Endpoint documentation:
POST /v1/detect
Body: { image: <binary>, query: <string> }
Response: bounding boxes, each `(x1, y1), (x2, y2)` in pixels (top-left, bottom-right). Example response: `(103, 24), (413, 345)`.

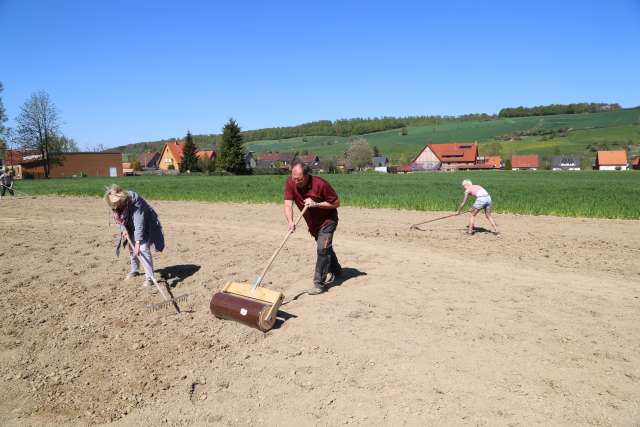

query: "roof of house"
(164, 141), (184, 163)
(122, 162), (131, 168)
(511, 154), (539, 168)
(196, 150), (215, 160)
(372, 156), (388, 165)
(258, 153), (279, 162)
(418, 142), (478, 163)
(483, 155), (502, 168)
(298, 154), (319, 163)
(596, 150), (627, 165)
(162, 142), (215, 164)
(551, 155), (581, 168)
(632, 156), (640, 167)
(259, 152), (294, 162)
(397, 164), (413, 173)
(138, 151), (160, 166)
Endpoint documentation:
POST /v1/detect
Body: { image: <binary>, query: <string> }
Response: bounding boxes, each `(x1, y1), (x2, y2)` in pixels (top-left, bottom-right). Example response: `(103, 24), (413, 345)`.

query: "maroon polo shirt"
(283, 175), (339, 237)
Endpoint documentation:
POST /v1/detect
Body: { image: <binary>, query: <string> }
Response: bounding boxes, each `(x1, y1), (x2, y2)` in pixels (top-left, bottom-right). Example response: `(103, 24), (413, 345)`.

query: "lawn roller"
(210, 205), (309, 332)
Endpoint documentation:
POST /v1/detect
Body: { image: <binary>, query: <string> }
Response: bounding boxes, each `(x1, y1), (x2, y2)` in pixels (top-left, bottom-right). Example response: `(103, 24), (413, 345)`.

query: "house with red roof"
(413, 142), (478, 171)
(297, 154), (320, 168)
(256, 152), (296, 169)
(511, 154), (539, 170)
(595, 150), (628, 171)
(158, 141), (216, 171)
(412, 142), (498, 171)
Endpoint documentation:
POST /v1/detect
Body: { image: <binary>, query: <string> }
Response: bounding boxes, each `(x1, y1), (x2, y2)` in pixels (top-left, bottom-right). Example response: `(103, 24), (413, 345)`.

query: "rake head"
(146, 294), (190, 313)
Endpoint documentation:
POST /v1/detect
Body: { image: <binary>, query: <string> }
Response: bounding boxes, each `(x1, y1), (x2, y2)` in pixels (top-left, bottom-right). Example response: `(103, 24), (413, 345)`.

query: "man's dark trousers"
(313, 220), (341, 287)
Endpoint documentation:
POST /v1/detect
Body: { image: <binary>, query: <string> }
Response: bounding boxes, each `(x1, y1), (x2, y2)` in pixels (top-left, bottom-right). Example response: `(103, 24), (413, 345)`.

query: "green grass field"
(13, 171), (640, 220)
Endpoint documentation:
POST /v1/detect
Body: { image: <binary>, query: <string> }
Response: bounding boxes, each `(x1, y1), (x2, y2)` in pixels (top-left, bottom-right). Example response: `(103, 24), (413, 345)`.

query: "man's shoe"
(142, 277), (153, 288)
(324, 268), (342, 285)
(125, 271), (141, 281)
(307, 285), (325, 295)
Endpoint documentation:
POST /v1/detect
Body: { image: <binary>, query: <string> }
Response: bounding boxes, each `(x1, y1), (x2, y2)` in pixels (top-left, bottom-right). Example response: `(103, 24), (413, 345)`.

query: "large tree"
(345, 136), (374, 171)
(180, 131), (199, 172)
(51, 135), (80, 152)
(218, 118), (247, 174)
(14, 91), (61, 178)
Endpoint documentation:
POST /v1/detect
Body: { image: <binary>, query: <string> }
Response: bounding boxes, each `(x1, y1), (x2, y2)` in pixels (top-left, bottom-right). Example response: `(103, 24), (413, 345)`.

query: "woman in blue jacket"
(105, 184), (164, 287)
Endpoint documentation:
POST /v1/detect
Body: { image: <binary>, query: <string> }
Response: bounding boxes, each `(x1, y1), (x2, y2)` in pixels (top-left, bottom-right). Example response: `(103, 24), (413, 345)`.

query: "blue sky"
(1, 0), (639, 150)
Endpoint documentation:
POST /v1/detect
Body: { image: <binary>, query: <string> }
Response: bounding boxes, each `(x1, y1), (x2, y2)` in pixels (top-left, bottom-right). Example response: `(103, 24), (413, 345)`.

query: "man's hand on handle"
(133, 241), (141, 257)
(304, 198), (318, 208)
(288, 221), (296, 233)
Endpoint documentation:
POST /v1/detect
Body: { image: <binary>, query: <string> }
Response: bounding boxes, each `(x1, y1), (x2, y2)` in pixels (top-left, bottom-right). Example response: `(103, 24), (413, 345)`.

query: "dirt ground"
(0, 196), (639, 426)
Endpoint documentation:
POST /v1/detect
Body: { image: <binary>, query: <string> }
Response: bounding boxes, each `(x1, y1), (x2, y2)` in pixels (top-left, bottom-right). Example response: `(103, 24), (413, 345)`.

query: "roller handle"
(251, 204), (309, 292)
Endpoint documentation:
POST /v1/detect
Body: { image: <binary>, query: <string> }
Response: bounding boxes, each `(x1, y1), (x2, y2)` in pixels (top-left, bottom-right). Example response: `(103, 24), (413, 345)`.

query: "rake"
(409, 210), (469, 230)
(121, 234), (188, 314)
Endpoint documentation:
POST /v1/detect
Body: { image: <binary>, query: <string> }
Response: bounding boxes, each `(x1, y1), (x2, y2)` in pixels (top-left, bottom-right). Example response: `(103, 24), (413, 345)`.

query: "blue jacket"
(122, 191), (165, 252)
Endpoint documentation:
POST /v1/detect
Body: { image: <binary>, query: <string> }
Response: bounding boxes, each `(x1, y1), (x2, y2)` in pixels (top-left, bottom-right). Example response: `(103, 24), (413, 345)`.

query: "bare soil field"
(0, 197), (639, 426)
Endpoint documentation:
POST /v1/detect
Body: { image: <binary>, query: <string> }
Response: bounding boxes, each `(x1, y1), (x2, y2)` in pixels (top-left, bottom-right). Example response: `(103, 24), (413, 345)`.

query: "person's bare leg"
(484, 206), (499, 234)
(467, 209), (479, 234)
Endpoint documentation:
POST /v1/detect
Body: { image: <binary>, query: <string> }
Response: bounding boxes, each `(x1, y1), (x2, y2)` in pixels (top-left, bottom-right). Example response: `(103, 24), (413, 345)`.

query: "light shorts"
(473, 195), (492, 210)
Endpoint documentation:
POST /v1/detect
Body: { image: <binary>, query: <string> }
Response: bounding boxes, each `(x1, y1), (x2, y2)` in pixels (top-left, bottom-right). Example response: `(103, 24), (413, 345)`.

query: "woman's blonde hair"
(104, 184), (129, 209)
(462, 179), (472, 187)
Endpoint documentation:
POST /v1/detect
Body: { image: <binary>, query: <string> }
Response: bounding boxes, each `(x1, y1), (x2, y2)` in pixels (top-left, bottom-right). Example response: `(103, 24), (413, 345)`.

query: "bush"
(131, 161), (143, 171)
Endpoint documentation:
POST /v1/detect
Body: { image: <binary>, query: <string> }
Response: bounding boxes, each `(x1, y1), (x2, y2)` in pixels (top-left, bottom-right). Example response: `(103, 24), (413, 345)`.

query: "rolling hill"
(117, 108), (640, 165)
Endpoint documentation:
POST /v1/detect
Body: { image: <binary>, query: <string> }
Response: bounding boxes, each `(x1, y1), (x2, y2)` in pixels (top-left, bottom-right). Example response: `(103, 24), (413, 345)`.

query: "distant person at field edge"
(104, 184), (165, 287)
(284, 160), (342, 295)
(0, 169), (15, 199)
(457, 179), (499, 235)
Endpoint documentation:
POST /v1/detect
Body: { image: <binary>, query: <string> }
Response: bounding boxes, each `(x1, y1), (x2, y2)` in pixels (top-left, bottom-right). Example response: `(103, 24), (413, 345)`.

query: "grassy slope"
(115, 109), (640, 163)
(15, 171), (640, 219)
(244, 109), (640, 162)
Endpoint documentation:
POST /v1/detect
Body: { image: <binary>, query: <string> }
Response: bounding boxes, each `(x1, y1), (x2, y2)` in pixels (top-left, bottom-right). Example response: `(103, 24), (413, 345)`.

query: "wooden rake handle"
(409, 210), (469, 229)
(251, 204), (309, 291)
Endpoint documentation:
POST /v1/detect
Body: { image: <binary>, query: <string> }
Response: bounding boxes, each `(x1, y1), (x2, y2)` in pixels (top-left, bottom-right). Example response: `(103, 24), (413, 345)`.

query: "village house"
(551, 155), (581, 171)
(371, 156), (389, 168)
(595, 150), (628, 171)
(256, 152), (295, 169)
(412, 142), (500, 171)
(244, 152), (256, 170)
(158, 141), (216, 171)
(412, 142), (475, 171)
(511, 154), (539, 171)
(297, 154), (320, 169)
(122, 162), (134, 176)
(138, 151), (160, 169)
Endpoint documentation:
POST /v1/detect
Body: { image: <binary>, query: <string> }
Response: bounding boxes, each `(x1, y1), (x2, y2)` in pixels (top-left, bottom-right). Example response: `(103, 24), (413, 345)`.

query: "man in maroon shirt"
(284, 160), (342, 294)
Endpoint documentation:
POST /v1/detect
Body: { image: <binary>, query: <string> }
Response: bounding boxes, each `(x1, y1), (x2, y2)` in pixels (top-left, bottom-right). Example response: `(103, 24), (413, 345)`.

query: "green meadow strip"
(13, 171), (640, 220)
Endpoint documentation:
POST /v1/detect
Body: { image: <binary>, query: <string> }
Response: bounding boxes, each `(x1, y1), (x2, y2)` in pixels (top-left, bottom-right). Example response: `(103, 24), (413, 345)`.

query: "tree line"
(498, 103), (621, 118)
(134, 113), (497, 149)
